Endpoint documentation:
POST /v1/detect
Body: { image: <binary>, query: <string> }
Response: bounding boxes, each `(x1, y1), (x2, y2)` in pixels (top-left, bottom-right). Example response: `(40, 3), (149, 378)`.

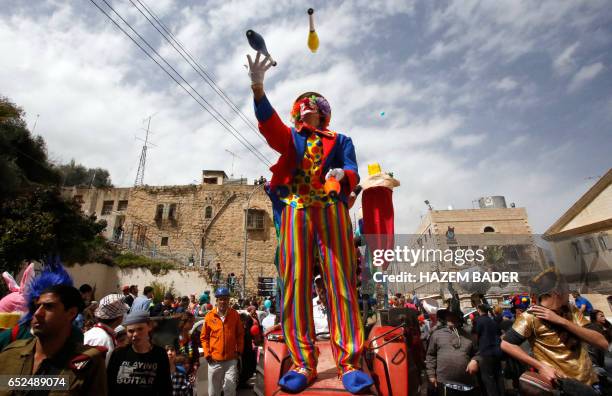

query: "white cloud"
(424, 1), (604, 75)
(553, 42), (579, 75)
(451, 133), (486, 149)
(0, 0), (609, 236)
(568, 62), (605, 92)
(492, 77), (518, 91)
(509, 135), (528, 147)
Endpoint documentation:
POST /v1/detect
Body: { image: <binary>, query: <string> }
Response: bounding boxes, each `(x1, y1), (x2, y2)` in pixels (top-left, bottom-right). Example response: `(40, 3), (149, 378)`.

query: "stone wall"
(63, 181), (278, 296)
(66, 262), (215, 300)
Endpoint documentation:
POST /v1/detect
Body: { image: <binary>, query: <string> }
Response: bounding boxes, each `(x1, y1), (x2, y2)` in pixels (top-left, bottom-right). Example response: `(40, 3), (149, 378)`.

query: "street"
(196, 358), (253, 396)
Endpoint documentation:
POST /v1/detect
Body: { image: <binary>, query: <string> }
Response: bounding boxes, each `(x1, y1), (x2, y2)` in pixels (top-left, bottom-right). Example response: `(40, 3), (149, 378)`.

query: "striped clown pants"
(278, 202), (365, 373)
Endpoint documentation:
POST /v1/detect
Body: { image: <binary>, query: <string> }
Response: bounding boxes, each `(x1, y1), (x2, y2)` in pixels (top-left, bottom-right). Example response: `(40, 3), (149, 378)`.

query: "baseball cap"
(123, 309), (150, 326)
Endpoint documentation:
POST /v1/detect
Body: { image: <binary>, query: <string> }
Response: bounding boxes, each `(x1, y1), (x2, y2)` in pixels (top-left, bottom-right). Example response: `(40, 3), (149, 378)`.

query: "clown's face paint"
(302, 111), (320, 128)
(291, 95), (331, 130)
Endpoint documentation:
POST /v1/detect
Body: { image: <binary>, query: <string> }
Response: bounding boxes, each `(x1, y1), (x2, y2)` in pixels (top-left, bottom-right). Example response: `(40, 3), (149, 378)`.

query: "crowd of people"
(0, 259), (281, 396)
(386, 269), (612, 396)
(1, 261), (612, 396)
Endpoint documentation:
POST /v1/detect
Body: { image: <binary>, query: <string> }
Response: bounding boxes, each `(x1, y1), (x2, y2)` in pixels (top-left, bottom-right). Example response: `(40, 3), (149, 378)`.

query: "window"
(247, 210), (265, 230)
(161, 237), (169, 246)
(168, 203), (177, 220)
(101, 200), (114, 215)
(205, 206), (213, 219)
(582, 238), (596, 254)
(483, 226), (495, 233)
(117, 200), (128, 211)
(155, 204), (164, 220)
(598, 234), (611, 251)
(203, 177), (217, 184)
(571, 241), (583, 258)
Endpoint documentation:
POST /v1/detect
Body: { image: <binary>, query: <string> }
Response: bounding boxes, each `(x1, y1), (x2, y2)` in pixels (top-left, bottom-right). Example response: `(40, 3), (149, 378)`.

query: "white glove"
(325, 168), (344, 181)
(246, 52), (274, 85)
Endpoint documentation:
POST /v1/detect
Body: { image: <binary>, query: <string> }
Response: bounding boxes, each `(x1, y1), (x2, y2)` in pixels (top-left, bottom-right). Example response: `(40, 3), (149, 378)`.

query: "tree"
(0, 96), (109, 275)
(0, 96), (61, 200)
(0, 188), (108, 274)
(58, 160), (113, 188)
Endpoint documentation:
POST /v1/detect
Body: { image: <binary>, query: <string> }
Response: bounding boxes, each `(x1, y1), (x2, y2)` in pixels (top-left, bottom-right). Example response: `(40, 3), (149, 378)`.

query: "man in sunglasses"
(501, 268), (608, 391)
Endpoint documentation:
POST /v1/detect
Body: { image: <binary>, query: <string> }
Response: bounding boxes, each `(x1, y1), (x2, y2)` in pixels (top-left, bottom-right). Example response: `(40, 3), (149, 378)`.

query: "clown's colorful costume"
(254, 93), (373, 393)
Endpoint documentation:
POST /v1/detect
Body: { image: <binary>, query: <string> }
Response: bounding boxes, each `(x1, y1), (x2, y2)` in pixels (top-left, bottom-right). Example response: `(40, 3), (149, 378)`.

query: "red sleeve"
(255, 95), (292, 154)
(343, 169), (359, 194)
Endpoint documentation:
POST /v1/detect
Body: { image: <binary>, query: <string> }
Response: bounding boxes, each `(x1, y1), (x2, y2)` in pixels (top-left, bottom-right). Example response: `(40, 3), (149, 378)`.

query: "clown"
(247, 52), (373, 394)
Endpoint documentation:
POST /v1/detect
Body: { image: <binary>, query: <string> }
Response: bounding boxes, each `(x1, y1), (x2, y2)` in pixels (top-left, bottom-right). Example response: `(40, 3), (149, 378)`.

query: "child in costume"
(0, 263), (35, 329)
(247, 52), (373, 394)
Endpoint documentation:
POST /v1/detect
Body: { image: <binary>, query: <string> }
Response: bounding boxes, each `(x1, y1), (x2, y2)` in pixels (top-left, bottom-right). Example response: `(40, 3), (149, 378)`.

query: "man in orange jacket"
(201, 287), (244, 396)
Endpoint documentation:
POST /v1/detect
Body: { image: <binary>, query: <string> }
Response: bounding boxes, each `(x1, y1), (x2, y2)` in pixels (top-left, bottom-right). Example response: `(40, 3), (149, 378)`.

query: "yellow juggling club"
(307, 8), (319, 53)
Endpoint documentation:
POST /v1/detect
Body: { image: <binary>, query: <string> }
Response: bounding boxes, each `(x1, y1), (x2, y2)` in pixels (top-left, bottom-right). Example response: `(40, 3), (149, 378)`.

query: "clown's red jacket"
(254, 95), (360, 202)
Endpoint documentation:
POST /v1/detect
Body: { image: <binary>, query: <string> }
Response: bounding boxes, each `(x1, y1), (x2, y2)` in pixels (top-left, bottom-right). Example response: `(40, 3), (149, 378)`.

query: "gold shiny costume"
(512, 305), (597, 385)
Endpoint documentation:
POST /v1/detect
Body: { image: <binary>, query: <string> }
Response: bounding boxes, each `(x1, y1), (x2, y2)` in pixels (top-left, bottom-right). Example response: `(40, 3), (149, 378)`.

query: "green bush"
(150, 280), (176, 304)
(113, 253), (175, 275)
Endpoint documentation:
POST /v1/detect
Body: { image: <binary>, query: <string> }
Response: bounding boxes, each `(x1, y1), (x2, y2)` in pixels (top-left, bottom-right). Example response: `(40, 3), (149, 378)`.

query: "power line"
(89, 0), (272, 167)
(130, 0), (268, 146)
(96, 0), (271, 166)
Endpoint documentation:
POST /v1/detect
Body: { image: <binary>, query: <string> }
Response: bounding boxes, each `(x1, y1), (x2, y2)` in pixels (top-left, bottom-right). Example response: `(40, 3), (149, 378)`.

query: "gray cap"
(122, 309), (150, 326)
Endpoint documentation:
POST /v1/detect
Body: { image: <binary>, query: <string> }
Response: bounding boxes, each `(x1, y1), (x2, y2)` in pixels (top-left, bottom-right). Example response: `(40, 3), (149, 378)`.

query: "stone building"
(387, 196), (543, 297)
(62, 170), (276, 295)
(543, 168), (612, 293)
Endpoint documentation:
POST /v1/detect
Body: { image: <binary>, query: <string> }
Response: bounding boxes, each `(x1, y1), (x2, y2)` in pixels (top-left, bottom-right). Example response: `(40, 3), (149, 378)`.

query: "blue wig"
(20, 256), (73, 325)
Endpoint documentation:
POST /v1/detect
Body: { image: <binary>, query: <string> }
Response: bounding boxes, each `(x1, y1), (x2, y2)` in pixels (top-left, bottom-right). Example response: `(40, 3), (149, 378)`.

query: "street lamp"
(242, 182), (265, 299)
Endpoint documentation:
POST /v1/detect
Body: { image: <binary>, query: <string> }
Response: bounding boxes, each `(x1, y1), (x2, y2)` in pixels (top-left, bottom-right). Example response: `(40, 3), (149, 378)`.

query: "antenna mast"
(135, 116), (152, 187)
(225, 149), (240, 178)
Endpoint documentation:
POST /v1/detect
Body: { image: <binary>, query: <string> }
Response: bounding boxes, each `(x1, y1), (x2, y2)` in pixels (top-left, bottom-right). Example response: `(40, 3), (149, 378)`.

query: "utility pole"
(242, 183), (265, 299)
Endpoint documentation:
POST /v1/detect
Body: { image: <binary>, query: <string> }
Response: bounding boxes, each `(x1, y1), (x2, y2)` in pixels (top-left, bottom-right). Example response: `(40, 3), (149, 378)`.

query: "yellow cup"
(368, 163), (382, 176)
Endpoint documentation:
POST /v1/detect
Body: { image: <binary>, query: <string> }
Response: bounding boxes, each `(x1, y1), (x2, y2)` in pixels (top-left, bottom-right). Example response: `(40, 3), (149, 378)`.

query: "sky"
(1, 0), (611, 234)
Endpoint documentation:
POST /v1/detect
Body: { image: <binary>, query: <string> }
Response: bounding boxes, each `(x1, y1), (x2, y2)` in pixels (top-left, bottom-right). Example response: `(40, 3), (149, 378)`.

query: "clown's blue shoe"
(342, 369), (374, 394)
(278, 368), (317, 393)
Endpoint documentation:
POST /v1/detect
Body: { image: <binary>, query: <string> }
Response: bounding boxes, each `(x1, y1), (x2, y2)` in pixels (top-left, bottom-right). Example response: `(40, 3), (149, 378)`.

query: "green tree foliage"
(113, 253), (175, 275)
(0, 188), (107, 274)
(150, 280), (177, 304)
(58, 159), (113, 188)
(0, 97), (61, 198)
(0, 96), (109, 275)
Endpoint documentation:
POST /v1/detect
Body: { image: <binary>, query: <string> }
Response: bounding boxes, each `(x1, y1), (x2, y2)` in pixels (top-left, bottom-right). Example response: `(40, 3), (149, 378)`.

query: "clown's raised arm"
(247, 52), (289, 153)
(247, 51), (359, 198)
